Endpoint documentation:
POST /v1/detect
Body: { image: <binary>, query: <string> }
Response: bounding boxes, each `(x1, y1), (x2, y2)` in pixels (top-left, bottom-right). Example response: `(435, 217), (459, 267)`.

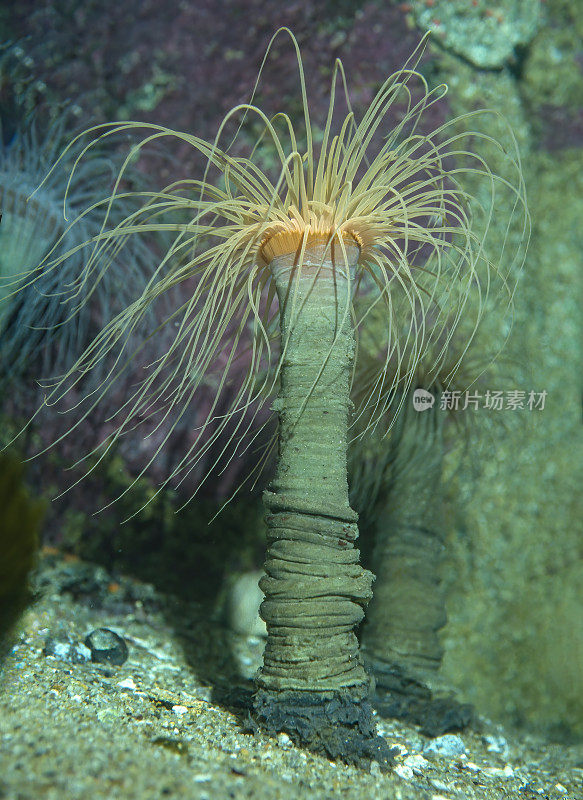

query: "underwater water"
(0, 1), (582, 797)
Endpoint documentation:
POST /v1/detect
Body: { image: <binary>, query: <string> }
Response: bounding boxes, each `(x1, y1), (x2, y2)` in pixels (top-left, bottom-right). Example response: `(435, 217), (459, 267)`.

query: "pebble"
(483, 764), (514, 778)
(395, 764), (414, 781)
(43, 635), (92, 665)
(403, 754), (430, 774)
(224, 571), (266, 637)
(84, 628), (129, 666)
(423, 735), (466, 758)
(369, 760), (382, 777)
(431, 779), (451, 792)
(276, 732), (292, 749)
(484, 733), (508, 755)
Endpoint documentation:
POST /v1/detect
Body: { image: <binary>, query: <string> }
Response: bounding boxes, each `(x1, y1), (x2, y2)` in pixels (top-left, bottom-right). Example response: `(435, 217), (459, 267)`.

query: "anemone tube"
(355, 385), (462, 736)
(360, 386), (446, 678)
(252, 234), (384, 761)
(351, 284), (521, 737)
(358, 383), (476, 737)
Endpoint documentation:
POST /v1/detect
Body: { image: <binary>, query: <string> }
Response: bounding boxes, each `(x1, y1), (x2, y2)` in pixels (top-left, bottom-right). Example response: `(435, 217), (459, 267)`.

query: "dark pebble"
(84, 628), (128, 666)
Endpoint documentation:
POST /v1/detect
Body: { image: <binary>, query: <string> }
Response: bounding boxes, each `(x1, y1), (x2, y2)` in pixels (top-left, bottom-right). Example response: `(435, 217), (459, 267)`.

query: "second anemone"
(0, 107), (154, 386)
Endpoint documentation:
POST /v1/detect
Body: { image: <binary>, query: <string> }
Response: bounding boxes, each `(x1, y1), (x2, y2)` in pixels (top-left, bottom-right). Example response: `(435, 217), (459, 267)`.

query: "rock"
(412, 0), (541, 69)
(43, 634), (92, 665)
(224, 571), (266, 638)
(84, 628), (128, 666)
(484, 733), (508, 755)
(423, 734), (466, 757)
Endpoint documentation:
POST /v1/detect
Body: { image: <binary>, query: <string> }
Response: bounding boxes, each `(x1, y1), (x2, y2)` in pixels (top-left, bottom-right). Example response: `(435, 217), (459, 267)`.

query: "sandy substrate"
(0, 553), (581, 800)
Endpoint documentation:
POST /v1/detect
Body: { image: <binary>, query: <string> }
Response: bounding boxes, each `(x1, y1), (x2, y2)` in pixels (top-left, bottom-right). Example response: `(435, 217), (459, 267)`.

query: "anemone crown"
(17, 29), (528, 509)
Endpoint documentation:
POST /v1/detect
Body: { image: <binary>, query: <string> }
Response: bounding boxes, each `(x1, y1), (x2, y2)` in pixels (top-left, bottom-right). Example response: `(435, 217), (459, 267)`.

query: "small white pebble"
(423, 734), (466, 757)
(225, 571), (267, 637)
(404, 754), (430, 774)
(431, 795), (454, 800)
(484, 734), (508, 755)
(391, 743), (408, 757)
(192, 774), (211, 783)
(277, 732), (292, 749)
(172, 705), (188, 715)
(70, 694), (82, 702)
(483, 764), (514, 778)
(370, 760), (382, 777)
(117, 677), (137, 691)
(555, 784), (567, 794)
(463, 761), (480, 772)
(395, 764), (414, 781)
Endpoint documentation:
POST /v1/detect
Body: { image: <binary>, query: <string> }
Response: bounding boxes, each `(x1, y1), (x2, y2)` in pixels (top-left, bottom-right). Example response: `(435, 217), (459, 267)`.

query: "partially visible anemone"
(349, 250), (524, 520)
(0, 106), (155, 386)
(349, 264), (524, 735)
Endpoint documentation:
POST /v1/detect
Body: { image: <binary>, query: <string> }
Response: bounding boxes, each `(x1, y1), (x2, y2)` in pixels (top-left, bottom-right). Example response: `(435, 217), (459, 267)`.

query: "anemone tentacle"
(15, 30), (527, 509)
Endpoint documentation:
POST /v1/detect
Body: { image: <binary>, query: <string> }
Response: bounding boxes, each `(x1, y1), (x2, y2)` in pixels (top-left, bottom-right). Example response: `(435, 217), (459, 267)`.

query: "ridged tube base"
(258, 504), (372, 692)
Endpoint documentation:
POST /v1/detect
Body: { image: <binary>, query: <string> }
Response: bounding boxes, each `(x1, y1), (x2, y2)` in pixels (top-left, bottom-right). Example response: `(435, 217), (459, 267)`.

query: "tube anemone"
(0, 110), (153, 387)
(15, 30), (528, 766)
(351, 374), (463, 737)
(350, 279), (523, 736)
